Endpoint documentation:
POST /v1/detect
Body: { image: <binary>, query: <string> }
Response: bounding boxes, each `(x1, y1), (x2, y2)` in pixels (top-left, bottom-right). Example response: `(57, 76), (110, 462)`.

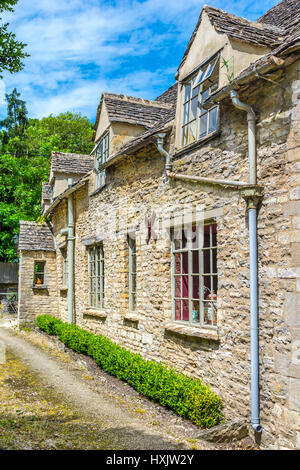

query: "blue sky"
(0, 0), (279, 123)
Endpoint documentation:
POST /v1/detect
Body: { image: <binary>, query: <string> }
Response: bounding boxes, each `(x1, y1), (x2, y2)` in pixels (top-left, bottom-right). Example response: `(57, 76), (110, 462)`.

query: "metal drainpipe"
(60, 178), (75, 324)
(155, 133), (171, 175)
(230, 89), (262, 433)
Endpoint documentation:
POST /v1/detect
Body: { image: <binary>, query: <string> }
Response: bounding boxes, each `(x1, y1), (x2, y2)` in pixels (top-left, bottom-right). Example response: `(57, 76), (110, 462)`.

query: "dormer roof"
(19, 221), (55, 252)
(50, 152), (94, 175)
(178, 1), (298, 72)
(93, 92), (173, 141)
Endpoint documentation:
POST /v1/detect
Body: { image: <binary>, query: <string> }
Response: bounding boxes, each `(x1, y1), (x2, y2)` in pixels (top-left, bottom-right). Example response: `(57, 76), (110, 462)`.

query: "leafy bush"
(36, 314), (224, 428)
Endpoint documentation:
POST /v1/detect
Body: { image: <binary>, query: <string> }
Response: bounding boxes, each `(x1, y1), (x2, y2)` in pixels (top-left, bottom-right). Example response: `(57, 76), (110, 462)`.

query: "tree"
(0, 91), (94, 262)
(0, 87), (28, 149)
(0, 1), (29, 77)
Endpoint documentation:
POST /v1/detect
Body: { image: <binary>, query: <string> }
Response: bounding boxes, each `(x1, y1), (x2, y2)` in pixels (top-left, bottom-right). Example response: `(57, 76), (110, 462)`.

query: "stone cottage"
(18, 0), (300, 449)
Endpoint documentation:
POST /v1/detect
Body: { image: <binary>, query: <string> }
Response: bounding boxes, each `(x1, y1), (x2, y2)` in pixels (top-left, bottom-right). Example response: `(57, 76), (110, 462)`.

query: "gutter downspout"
(155, 133), (171, 176)
(230, 90), (262, 433)
(60, 178), (75, 324)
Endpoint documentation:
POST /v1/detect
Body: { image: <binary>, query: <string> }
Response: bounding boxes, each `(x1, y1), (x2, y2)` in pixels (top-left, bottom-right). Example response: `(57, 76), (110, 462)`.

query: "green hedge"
(36, 314), (224, 428)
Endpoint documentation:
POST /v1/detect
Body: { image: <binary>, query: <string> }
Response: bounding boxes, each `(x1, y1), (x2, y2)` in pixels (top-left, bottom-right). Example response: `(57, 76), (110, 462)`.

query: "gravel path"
(0, 322), (205, 450)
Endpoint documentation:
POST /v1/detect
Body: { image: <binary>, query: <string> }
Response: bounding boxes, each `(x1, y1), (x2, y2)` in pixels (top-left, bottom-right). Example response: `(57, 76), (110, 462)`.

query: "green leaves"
(36, 315), (225, 429)
(0, 1), (29, 78)
(221, 57), (234, 83)
(0, 88), (94, 261)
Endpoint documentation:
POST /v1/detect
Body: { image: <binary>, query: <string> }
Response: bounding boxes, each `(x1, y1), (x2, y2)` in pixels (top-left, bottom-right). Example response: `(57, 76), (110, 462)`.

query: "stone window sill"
(123, 313), (140, 322)
(83, 308), (107, 319)
(173, 130), (220, 160)
(32, 285), (48, 290)
(164, 322), (220, 341)
(89, 183), (106, 197)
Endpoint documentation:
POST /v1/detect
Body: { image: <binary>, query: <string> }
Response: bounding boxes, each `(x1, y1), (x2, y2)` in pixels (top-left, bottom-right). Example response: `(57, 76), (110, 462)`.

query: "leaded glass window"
(128, 236), (136, 312)
(182, 54), (219, 146)
(34, 261), (45, 285)
(171, 221), (218, 327)
(62, 248), (68, 286)
(88, 244), (104, 309)
(94, 132), (109, 189)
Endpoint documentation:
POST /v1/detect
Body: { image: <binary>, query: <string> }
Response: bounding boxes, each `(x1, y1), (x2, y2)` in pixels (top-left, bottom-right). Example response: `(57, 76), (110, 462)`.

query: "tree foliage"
(0, 0), (29, 77)
(0, 89), (94, 261)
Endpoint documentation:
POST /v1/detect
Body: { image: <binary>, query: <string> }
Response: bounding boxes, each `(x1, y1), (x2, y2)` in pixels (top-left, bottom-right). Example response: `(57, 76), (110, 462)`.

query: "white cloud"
(0, 0), (279, 120)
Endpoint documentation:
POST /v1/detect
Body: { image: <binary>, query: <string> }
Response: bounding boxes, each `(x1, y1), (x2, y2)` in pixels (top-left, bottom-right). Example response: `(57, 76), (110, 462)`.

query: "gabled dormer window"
(182, 53), (219, 147)
(94, 131), (109, 189)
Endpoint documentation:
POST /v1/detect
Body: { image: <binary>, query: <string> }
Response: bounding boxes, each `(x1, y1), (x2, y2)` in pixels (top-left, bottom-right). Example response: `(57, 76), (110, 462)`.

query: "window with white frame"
(182, 53), (220, 147)
(62, 248), (68, 286)
(171, 221), (218, 327)
(34, 261), (45, 286)
(88, 244), (104, 309)
(128, 235), (136, 312)
(94, 132), (109, 189)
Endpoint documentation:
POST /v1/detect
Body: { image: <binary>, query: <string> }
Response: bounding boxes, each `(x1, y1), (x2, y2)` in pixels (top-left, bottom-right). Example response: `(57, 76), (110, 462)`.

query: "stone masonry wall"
(18, 250), (58, 325)
(48, 60), (300, 449)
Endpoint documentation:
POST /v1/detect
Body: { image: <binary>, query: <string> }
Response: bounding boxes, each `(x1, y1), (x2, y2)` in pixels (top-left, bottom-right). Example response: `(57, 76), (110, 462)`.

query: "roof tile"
(19, 221), (55, 252)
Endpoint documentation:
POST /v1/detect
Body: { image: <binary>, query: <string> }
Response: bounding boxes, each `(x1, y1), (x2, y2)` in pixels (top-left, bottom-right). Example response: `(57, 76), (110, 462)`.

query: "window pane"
(203, 249), (210, 274)
(203, 275), (211, 299)
(192, 251), (199, 273)
(212, 223), (217, 246)
(212, 248), (217, 274)
(182, 125), (189, 146)
(192, 300), (200, 323)
(208, 106), (218, 133)
(174, 252), (181, 274)
(175, 299), (181, 320)
(191, 96), (198, 119)
(182, 251), (188, 274)
(175, 275), (181, 297)
(190, 120), (197, 143)
(172, 223), (217, 327)
(184, 84), (191, 102)
(183, 102), (189, 124)
(203, 225), (210, 248)
(182, 275), (189, 299)
(204, 303), (214, 326)
(201, 88), (210, 103)
(182, 299), (189, 321)
(192, 275), (199, 299)
(200, 113), (208, 138)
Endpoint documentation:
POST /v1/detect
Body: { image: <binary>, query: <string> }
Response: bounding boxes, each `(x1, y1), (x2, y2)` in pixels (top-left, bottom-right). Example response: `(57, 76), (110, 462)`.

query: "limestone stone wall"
(46, 60), (300, 449)
(18, 250), (58, 325)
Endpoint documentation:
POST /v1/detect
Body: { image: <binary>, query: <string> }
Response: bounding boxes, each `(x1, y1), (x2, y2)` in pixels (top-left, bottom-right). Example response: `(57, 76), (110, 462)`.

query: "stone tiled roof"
(103, 93), (172, 129)
(155, 83), (178, 105)
(178, 1), (298, 71)
(51, 152), (94, 175)
(104, 84), (178, 160)
(258, 0), (300, 36)
(42, 183), (52, 201)
(205, 5), (285, 47)
(19, 221), (55, 252)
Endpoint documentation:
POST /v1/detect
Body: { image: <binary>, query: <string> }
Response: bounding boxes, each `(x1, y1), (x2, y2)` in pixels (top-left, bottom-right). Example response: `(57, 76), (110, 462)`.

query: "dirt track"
(0, 322), (203, 450)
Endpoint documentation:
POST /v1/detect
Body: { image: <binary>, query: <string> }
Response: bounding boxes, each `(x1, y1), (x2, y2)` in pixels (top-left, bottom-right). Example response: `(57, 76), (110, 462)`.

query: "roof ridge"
(103, 92), (172, 109)
(204, 4), (285, 33)
(51, 151), (92, 158)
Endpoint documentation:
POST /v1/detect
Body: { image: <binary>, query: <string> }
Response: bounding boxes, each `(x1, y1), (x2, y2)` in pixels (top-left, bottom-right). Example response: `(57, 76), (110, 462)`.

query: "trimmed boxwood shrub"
(36, 314), (224, 428)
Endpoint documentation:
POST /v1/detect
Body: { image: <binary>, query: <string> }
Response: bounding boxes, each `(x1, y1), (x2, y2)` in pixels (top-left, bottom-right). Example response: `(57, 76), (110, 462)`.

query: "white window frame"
(181, 53), (220, 147)
(171, 220), (218, 328)
(128, 235), (136, 312)
(34, 261), (46, 286)
(62, 248), (68, 286)
(88, 244), (104, 309)
(94, 132), (109, 189)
